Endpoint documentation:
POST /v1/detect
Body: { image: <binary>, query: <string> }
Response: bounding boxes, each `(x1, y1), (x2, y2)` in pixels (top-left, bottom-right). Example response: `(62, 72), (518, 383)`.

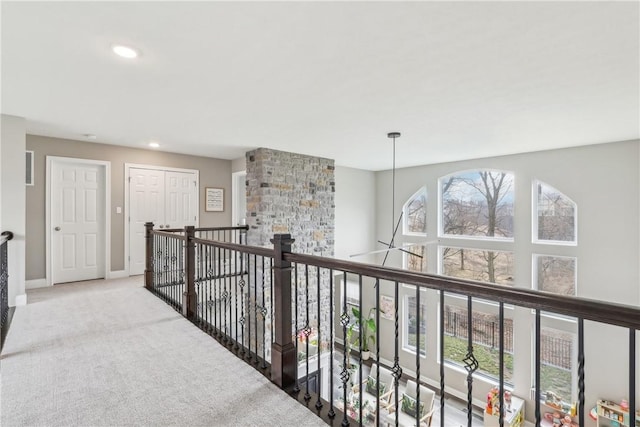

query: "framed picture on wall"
(205, 187), (224, 212)
(380, 295), (394, 320)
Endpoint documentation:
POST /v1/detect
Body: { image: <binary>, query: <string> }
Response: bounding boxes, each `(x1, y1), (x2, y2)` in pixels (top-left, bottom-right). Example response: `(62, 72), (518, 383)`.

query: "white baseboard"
(26, 279), (49, 289)
(14, 293), (27, 306)
(108, 270), (128, 279)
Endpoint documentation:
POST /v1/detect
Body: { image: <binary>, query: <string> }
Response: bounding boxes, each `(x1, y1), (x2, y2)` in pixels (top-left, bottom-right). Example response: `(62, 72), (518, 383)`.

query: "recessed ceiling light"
(84, 134), (97, 140)
(112, 44), (139, 59)
(148, 142), (160, 148)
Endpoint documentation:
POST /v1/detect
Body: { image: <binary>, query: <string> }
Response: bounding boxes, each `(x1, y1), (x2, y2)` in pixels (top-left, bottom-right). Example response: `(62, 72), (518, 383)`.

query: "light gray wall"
(369, 140), (640, 420)
(334, 166), (376, 263)
(231, 156), (246, 173)
(26, 135), (232, 279)
(1, 115), (27, 306)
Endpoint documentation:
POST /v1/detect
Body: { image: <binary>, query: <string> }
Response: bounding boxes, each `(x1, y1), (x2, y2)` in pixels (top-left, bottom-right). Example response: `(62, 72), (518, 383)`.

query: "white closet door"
(129, 168), (165, 275)
(51, 161), (105, 284)
(165, 171), (197, 228)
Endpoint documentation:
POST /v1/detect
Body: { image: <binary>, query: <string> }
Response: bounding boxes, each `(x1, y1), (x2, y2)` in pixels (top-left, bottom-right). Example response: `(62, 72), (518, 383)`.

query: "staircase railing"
(1, 230), (14, 351)
(145, 225), (640, 427)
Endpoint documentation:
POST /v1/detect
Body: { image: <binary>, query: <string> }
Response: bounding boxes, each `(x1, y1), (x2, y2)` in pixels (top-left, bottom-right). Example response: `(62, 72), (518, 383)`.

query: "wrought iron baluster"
(535, 309), (541, 426)
(440, 292), (445, 427)
(415, 285), (421, 427)
(358, 274), (363, 427)
(207, 245), (213, 332)
(392, 281), (402, 427)
(214, 246), (219, 337)
(328, 269), (335, 419)
(375, 279), (380, 421)
(261, 256), (267, 369)
(463, 297), (478, 427)
(293, 263), (300, 394)
(630, 328), (636, 427)
(246, 253), (253, 362)
(340, 271), (349, 427)
(223, 247), (229, 343)
(499, 302), (505, 427)
(234, 247), (239, 350)
(304, 264), (311, 402)
(239, 249), (246, 355)
(253, 253), (258, 364)
(315, 266), (323, 410)
(578, 318), (585, 427)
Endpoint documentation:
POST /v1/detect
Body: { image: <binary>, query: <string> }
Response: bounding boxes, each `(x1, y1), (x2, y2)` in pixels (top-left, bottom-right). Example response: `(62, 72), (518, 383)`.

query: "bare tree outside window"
(442, 247), (514, 285)
(404, 244), (426, 272)
(404, 188), (427, 234)
(442, 171), (514, 239)
(536, 255), (576, 296)
(536, 182), (576, 242)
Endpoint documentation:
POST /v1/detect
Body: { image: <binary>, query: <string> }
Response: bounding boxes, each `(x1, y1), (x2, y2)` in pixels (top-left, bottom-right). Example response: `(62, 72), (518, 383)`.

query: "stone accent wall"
(245, 148), (335, 359)
(245, 148), (335, 255)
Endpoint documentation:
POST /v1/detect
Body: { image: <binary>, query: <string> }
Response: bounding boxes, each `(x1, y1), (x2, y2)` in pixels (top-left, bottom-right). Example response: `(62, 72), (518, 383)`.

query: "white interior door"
(165, 171), (197, 228)
(129, 168), (165, 275)
(51, 161), (105, 284)
(128, 167), (198, 276)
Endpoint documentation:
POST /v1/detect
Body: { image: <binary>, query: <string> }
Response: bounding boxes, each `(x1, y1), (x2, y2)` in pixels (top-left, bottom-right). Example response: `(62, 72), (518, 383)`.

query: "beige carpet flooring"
(0, 277), (326, 427)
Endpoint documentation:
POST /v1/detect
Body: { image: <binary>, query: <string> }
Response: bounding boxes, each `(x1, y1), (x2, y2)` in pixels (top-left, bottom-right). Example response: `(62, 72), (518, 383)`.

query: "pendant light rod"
(388, 132), (401, 237)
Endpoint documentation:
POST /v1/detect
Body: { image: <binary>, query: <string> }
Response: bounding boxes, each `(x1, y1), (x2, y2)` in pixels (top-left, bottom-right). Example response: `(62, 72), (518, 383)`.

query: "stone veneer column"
(245, 148), (335, 358)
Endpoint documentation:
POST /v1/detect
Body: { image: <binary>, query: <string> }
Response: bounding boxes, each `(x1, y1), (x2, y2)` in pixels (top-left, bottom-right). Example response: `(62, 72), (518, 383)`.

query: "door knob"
(165, 224), (170, 228)
(54, 226), (61, 231)
(159, 225), (164, 228)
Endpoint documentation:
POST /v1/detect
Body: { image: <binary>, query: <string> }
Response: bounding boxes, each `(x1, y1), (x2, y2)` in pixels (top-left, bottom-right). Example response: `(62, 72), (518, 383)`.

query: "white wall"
(334, 166), (376, 262)
(1, 114), (27, 306)
(370, 140), (639, 423)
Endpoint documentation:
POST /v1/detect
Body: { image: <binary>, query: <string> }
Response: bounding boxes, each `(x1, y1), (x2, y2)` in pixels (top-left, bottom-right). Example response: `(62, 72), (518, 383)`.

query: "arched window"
(534, 181), (577, 244)
(440, 170), (514, 239)
(403, 187), (427, 235)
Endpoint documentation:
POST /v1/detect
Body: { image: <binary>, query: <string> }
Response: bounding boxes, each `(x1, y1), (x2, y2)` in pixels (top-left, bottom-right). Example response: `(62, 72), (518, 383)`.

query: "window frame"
(532, 180), (578, 246)
(403, 187), (428, 236)
(439, 295), (516, 386)
(438, 169), (516, 242)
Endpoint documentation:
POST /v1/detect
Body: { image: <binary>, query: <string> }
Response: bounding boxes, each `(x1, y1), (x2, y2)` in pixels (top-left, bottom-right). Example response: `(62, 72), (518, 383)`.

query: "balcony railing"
(1, 230), (14, 351)
(144, 224), (640, 427)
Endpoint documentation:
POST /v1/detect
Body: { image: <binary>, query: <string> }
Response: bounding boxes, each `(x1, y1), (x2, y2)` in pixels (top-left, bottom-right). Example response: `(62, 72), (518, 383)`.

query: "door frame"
(231, 170), (247, 226)
(46, 156), (111, 286)
(124, 163), (200, 276)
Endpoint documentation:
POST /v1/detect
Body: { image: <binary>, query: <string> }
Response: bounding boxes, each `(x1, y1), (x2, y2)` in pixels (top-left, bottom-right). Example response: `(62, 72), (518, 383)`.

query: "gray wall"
(369, 140), (640, 421)
(26, 135), (232, 279)
(334, 166), (376, 263)
(1, 115), (27, 305)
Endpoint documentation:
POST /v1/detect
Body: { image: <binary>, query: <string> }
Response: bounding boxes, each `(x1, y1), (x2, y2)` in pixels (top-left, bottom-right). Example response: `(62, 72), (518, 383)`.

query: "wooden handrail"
(285, 252), (640, 330)
(150, 229), (640, 332)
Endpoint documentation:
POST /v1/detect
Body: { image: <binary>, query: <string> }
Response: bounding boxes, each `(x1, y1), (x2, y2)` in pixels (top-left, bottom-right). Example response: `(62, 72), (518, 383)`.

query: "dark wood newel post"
(183, 225), (197, 320)
(144, 222), (154, 291)
(270, 233), (296, 390)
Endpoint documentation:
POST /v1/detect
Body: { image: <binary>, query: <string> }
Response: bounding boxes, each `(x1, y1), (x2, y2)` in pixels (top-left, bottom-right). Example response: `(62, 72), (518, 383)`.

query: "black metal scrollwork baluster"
(339, 271), (350, 427)
(303, 264), (311, 402)
(392, 281), (403, 427)
(463, 297), (478, 427)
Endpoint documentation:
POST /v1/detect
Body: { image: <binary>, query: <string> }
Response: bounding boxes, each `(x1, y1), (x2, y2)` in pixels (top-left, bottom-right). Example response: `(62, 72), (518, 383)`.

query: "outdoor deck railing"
(145, 224), (640, 427)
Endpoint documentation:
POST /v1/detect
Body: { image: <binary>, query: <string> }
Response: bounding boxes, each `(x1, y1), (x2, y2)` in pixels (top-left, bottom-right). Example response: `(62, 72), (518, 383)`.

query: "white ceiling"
(2, 1), (638, 171)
